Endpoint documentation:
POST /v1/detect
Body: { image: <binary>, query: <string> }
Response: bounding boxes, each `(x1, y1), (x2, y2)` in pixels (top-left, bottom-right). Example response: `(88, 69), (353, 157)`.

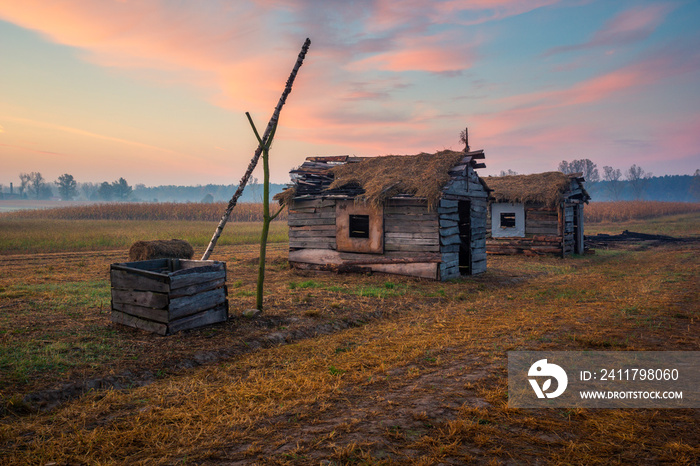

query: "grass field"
(584, 200), (700, 223)
(0, 209), (698, 464)
(0, 201), (288, 221)
(0, 219), (288, 255)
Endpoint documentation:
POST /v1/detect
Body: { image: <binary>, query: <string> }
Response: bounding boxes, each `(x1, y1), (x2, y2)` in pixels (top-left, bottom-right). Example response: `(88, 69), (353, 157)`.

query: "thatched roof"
(274, 186), (297, 207)
(275, 149), (486, 207)
(483, 171), (589, 207)
(328, 150), (466, 207)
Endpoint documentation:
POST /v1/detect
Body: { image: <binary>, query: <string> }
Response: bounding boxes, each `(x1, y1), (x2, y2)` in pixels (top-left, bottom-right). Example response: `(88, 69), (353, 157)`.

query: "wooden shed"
(275, 149), (490, 280)
(483, 172), (590, 256)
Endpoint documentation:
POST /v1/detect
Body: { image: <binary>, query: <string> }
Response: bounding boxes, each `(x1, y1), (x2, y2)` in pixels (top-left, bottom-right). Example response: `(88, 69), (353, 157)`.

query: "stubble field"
(0, 204), (698, 464)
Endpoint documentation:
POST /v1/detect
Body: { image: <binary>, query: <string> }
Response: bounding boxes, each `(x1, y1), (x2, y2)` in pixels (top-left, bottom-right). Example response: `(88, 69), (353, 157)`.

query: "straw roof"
(273, 186), (297, 206)
(274, 149), (484, 207)
(483, 171), (587, 207)
(327, 150), (467, 207)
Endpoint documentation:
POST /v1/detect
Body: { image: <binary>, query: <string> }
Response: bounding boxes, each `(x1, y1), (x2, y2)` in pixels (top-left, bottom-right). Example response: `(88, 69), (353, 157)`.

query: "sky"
(1, 0), (699, 187)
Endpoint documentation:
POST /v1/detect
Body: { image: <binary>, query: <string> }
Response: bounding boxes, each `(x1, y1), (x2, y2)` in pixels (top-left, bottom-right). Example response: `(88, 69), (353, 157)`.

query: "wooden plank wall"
(562, 203), (575, 256)
(384, 198), (439, 254)
(288, 197), (441, 279)
(486, 202), (564, 255)
(437, 198), (460, 280)
(468, 168), (488, 275)
(288, 199), (337, 250)
(439, 166), (488, 279)
(287, 167), (489, 280)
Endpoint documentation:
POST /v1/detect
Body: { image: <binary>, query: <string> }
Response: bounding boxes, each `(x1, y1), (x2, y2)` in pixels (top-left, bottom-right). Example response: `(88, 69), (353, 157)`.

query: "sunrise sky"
(1, 0), (698, 186)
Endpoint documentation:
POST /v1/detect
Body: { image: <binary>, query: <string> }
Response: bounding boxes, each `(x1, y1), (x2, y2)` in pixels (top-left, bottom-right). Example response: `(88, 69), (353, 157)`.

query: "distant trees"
(691, 169), (700, 201)
(558, 159), (600, 182)
(81, 182), (99, 200)
(499, 169), (518, 176)
(94, 178), (132, 201)
(112, 177), (132, 200)
(56, 174), (78, 201)
(626, 164), (652, 199)
(97, 182), (114, 201)
(19, 172), (53, 199)
(602, 166), (623, 200)
(18, 173), (31, 198)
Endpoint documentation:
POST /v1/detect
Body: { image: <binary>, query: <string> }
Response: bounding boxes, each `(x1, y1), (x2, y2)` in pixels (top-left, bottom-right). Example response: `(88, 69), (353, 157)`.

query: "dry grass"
(585, 201), (700, 223)
(329, 150), (466, 207)
(0, 201), (288, 222)
(483, 171), (584, 207)
(128, 239), (194, 261)
(0, 214), (698, 464)
(0, 219), (288, 255)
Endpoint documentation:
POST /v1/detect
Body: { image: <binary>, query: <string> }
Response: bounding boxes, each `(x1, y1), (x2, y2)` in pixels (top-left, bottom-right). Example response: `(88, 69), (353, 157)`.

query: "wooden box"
(110, 259), (228, 335)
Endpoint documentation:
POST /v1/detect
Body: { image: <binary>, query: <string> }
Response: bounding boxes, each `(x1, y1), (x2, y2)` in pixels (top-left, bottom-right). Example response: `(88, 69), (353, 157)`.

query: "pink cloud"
(349, 46), (472, 74)
(0, 143), (65, 157)
(0, 1), (299, 110)
(545, 3), (677, 56)
(367, 0), (560, 30)
(469, 44), (700, 175)
(492, 46), (699, 124)
(346, 30), (476, 75)
(652, 115), (700, 163)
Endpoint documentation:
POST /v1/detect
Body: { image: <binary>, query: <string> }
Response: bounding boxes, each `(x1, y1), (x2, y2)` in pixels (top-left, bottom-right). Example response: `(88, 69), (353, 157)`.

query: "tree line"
(557, 159), (699, 201)
(4, 163), (698, 203)
(1, 173), (287, 203)
(1, 173), (133, 201)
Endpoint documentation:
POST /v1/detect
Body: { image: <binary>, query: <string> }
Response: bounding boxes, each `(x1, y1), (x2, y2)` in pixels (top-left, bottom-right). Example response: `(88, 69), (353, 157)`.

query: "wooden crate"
(110, 259), (228, 335)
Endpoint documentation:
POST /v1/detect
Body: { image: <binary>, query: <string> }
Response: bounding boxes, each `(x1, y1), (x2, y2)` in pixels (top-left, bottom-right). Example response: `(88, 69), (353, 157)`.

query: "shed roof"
(483, 171), (590, 207)
(275, 149), (487, 207)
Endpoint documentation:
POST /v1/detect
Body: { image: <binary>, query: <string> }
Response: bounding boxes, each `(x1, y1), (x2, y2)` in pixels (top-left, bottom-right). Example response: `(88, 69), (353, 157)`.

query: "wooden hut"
(275, 149), (490, 280)
(483, 172), (590, 256)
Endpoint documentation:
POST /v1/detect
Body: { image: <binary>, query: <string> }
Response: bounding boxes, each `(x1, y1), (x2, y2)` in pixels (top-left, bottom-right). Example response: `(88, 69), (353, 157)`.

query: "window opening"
(349, 214), (370, 238)
(500, 212), (516, 228)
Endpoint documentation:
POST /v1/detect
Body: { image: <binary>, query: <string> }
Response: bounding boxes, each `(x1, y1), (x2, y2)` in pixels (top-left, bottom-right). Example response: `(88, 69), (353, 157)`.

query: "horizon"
(0, 170), (697, 193)
(1, 1), (699, 186)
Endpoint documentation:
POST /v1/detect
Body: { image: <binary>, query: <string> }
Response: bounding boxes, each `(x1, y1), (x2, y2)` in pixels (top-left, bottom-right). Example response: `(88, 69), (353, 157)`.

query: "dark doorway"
(458, 200), (471, 275)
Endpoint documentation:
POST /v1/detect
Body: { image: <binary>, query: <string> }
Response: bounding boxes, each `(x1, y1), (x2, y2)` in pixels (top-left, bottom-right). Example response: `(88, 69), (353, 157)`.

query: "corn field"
(584, 201), (700, 223)
(0, 202), (289, 222)
(3, 200), (698, 224)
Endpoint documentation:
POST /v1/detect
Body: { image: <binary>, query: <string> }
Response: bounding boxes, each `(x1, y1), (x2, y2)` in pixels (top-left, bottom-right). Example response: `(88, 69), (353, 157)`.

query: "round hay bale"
(128, 239), (194, 261)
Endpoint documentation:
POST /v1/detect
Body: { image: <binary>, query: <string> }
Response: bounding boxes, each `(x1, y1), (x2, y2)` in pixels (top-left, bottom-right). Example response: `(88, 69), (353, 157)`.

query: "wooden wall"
(486, 202), (564, 256)
(438, 166), (488, 279)
(562, 203), (575, 256)
(486, 199), (585, 256)
(287, 166), (489, 280)
(288, 197), (441, 280)
(288, 199), (337, 250)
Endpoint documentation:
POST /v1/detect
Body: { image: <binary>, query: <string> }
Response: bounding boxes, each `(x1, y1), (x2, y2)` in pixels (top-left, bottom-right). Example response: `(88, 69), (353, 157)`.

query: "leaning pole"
(201, 38), (311, 260)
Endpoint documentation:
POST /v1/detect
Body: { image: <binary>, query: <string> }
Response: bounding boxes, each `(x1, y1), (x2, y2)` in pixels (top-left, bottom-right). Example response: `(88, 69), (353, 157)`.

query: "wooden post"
(246, 113), (283, 311)
(201, 38), (311, 260)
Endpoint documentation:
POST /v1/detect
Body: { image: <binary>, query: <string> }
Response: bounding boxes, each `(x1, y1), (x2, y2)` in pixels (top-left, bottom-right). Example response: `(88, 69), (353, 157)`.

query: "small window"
(492, 203), (524, 238)
(500, 212), (516, 228)
(349, 214), (370, 238)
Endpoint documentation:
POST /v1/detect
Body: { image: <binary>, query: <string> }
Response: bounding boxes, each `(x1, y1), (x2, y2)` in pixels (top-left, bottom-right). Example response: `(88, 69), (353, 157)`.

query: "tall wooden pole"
(245, 112), (281, 311)
(201, 38), (311, 260)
